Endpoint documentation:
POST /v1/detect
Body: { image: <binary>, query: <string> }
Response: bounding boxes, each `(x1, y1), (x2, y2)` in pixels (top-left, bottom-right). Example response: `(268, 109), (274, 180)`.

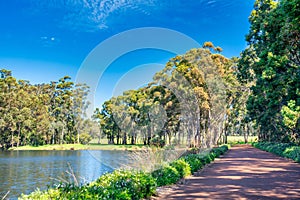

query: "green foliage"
(211, 145), (229, 157)
(281, 100), (300, 144)
(238, 0), (300, 143)
(0, 69), (93, 150)
(253, 142), (300, 163)
(79, 133), (92, 144)
(151, 165), (180, 186)
(20, 170), (156, 200)
(170, 159), (191, 178)
(200, 154), (213, 164)
(183, 154), (203, 173)
(93, 45), (239, 148)
(189, 147), (200, 154)
(283, 146), (300, 163)
(19, 188), (61, 200)
(89, 170), (156, 200)
(221, 144), (230, 152)
(150, 137), (166, 148)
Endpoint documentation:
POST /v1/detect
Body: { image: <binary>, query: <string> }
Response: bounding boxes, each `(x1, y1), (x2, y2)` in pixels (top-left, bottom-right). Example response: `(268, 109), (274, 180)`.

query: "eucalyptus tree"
(0, 69), (18, 149)
(147, 85), (179, 145)
(51, 76), (74, 144)
(95, 99), (119, 144)
(94, 45), (239, 148)
(72, 83), (90, 144)
(153, 56), (204, 147)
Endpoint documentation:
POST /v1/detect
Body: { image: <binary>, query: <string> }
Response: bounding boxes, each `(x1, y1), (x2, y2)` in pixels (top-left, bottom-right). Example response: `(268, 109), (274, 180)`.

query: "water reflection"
(0, 150), (129, 199)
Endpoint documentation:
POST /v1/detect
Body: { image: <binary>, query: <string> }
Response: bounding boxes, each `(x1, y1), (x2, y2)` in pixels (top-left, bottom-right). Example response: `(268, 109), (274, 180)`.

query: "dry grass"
(122, 147), (187, 172)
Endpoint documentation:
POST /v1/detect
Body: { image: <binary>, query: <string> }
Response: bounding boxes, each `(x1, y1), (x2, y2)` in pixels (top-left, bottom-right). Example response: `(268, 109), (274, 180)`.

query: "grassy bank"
(9, 143), (146, 151)
(19, 145), (230, 199)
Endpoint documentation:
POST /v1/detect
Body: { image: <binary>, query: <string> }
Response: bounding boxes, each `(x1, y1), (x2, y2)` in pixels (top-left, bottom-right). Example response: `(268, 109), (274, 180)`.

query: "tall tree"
(0, 69), (91, 149)
(239, 0), (300, 143)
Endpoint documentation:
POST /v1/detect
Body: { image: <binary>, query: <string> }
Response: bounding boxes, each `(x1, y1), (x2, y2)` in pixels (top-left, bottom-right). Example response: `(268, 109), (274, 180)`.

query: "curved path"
(158, 145), (300, 199)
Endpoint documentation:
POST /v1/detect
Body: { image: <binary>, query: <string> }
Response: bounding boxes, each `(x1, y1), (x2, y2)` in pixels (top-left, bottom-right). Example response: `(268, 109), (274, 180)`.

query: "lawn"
(10, 143), (146, 151)
(227, 135), (258, 144)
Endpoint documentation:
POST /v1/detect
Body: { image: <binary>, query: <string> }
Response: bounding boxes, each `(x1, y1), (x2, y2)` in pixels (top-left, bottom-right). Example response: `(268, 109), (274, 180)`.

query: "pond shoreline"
(8, 144), (148, 151)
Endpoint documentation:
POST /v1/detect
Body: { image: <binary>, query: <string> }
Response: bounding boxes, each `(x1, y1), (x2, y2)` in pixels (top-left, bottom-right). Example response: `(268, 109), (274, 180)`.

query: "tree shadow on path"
(159, 145), (300, 200)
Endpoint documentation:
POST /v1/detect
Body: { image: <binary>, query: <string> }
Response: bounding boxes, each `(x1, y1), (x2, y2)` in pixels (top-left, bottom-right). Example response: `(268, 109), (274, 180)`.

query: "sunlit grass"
(9, 136), (250, 151)
(227, 135), (258, 144)
(10, 143), (146, 151)
(10, 144), (87, 151)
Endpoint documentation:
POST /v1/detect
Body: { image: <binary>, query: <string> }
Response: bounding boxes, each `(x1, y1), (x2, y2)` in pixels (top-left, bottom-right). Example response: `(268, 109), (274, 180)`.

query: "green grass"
(227, 135), (258, 144)
(10, 143), (147, 151)
(10, 144), (87, 151)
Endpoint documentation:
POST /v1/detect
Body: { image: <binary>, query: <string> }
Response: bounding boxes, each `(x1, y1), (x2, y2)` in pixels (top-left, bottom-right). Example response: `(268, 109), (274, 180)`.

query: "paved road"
(158, 145), (300, 200)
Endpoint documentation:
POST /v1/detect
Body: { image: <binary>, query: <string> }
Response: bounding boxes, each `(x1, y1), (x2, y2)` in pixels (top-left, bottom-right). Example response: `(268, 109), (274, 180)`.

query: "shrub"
(218, 145), (229, 154)
(170, 159), (191, 178)
(151, 165), (180, 186)
(211, 148), (222, 157)
(21, 170), (156, 200)
(79, 133), (92, 144)
(150, 137), (166, 148)
(190, 147), (200, 154)
(253, 142), (300, 163)
(19, 188), (60, 200)
(183, 154), (203, 173)
(283, 146), (300, 163)
(209, 152), (216, 160)
(210, 145), (229, 158)
(91, 170), (156, 199)
(199, 154), (212, 165)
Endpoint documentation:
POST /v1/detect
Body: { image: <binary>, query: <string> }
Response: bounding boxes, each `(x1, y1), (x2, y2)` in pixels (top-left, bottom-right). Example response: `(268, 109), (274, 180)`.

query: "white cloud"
(30, 0), (158, 32)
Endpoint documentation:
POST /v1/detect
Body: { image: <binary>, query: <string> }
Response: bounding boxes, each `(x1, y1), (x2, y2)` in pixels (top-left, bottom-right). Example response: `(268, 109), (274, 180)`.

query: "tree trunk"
(244, 124), (249, 143)
(131, 135), (135, 145)
(147, 125), (152, 145)
(17, 124), (21, 148)
(122, 132), (127, 145)
(77, 132), (80, 144)
(117, 134), (120, 145)
(11, 132), (14, 148)
(60, 126), (64, 145)
(224, 124), (228, 144)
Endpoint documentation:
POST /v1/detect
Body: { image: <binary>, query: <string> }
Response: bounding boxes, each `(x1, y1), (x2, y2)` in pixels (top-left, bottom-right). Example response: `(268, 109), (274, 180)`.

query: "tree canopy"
(238, 0), (300, 144)
(94, 44), (244, 148)
(0, 70), (93, 150)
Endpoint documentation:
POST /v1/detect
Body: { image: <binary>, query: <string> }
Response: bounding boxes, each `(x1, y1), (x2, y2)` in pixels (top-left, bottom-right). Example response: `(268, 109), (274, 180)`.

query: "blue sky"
(0, 0), (254, 109)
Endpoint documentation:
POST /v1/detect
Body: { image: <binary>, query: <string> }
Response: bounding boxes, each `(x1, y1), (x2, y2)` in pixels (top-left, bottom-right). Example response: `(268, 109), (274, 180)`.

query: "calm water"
(0, 150), (130, 199)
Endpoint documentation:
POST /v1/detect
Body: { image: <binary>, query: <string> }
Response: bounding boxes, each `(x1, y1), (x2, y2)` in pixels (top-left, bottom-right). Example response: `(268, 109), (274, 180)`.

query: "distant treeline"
(0, 69), (98, 150)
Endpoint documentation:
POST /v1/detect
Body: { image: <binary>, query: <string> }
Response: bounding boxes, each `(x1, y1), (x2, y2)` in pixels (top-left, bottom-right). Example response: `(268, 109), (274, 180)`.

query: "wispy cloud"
(29, 0), (234, 32)
(30, 0), (158, 32)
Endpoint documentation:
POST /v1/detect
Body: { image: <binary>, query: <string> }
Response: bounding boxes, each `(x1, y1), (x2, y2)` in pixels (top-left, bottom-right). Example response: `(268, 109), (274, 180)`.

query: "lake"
(0, 150), (130, 199)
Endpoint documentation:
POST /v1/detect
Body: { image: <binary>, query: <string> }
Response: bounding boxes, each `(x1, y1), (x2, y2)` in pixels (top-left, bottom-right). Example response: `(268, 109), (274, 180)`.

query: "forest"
(0, 0), (299, 150)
